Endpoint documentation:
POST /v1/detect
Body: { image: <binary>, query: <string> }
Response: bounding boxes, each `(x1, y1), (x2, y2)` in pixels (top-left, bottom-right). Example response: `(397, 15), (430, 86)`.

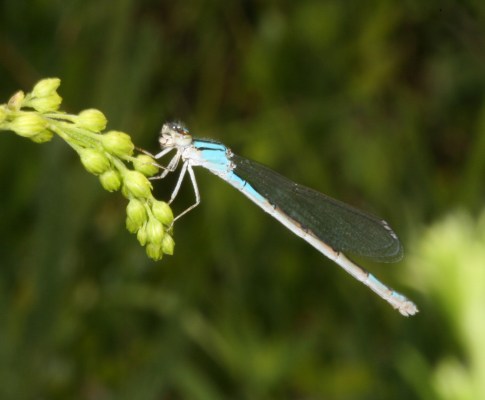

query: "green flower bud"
(99, 170), (121, 192)
(122, 170), (152, 199)
(31, 78), (61, 97)
(126, 199), (147, 228)
(9, 114), (47, 137)
(77, 109), (107, 132)
(126, 217), (138, 233)
(30, 130), (54, 143)
(26, 92), (62, 112)
(161, 234), (175, 255)
(8, 91), (25, 110)
(146, 243), (163, 261)
(136, 224), (148, 246)
(0, 107), (7, 125)
(151, 200), (174, 226)
(100, 130), (134, 157)
(146, 218), (164, 245)
(133, 154), (159, 177)
(79, 149), (110, 175)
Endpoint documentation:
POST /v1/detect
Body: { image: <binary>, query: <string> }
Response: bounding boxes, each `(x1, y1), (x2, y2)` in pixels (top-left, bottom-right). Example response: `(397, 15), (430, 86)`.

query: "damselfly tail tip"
(398, 301), (419, 317)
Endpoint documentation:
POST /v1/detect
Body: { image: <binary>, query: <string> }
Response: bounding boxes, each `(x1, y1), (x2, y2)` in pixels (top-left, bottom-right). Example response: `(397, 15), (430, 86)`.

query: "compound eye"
(175, 125), (188, 135)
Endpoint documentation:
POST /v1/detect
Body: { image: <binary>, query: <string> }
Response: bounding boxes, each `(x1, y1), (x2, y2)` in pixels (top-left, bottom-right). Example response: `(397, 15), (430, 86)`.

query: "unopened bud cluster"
(0, 78), (174, 260)
(126, 198), (175, 260)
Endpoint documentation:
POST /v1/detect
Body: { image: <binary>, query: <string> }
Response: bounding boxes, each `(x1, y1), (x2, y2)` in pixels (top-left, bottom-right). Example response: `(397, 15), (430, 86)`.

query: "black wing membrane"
(231, 154), (403, 262)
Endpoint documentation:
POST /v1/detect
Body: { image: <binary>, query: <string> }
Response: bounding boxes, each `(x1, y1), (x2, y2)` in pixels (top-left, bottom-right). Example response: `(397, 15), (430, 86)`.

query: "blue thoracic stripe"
(193, 139), (268, 204)
(193, 139), (226, 151)
(193, 139), (231, 173)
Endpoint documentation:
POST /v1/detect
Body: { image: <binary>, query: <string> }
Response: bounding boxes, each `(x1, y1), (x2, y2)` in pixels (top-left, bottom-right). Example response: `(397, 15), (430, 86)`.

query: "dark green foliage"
(1, 1), (485, 398)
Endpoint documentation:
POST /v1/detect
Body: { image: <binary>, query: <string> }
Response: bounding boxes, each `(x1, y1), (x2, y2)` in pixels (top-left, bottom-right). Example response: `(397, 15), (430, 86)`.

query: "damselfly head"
(160, 121), (192, 148)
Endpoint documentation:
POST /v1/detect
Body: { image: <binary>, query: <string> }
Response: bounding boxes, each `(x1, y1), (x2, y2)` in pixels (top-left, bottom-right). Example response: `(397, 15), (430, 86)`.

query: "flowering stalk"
(0, 78), (174, 260)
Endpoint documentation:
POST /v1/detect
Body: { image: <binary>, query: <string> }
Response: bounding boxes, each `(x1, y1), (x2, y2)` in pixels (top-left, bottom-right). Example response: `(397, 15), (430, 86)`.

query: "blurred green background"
(2, 1), (485, 399)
